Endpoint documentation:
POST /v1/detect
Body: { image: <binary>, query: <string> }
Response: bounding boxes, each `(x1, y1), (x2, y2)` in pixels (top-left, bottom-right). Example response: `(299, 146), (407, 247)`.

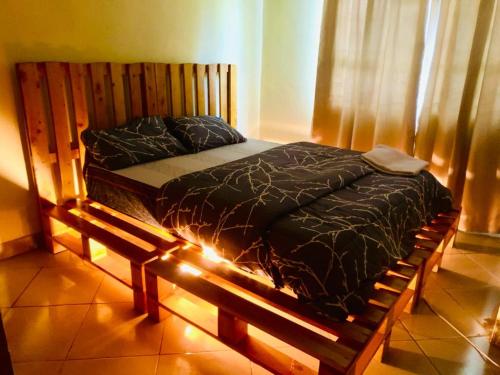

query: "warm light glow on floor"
(89, 238), (107, 260)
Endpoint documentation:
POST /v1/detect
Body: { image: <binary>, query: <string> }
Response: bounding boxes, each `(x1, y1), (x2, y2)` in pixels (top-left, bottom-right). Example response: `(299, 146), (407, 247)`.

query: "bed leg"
(145, 270), (161, 322)
(41, 211), (56, 253)
(81, 234), (91, 259)
(410, 263), (425, 313)
(381, 330), (392, 363)
(218, 308), (248, 345)
(130, 261), (146, 314)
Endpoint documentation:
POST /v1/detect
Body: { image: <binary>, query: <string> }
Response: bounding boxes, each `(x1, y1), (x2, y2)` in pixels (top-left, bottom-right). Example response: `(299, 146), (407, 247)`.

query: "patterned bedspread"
(156, 142), (452, 319)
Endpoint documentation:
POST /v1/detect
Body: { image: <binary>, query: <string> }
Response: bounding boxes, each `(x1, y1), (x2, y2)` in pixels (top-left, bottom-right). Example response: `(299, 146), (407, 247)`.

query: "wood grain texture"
(109, 63), (127, 125)
(219, 64), (228, 121)
(128, 63), (143, 118)
(69, 63), (89, 197)
(228, 65), (237, 127)
(155, 63), (168, 116)
(170, 64), (182, 117)
(183, 63), (194, 116)
(143, 63), (158, 115)
(196, 64), (206, 116)
(89, 63), (108, 129)
(208, 64), (217, 116)
(45, 62), (75, 202)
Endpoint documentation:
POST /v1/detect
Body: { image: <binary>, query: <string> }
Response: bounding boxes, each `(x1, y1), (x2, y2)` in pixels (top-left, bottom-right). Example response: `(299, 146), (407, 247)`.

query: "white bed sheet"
(113, 138), (279, 188)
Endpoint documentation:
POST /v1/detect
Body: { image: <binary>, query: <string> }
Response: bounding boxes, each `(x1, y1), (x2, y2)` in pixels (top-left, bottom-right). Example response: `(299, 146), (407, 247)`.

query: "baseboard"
(455, 230), (500, 252)
(0, 233), (41, 260)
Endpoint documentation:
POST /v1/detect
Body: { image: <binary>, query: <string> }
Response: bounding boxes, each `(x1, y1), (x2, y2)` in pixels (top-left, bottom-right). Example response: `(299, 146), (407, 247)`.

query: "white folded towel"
(361, 145), (428, 176)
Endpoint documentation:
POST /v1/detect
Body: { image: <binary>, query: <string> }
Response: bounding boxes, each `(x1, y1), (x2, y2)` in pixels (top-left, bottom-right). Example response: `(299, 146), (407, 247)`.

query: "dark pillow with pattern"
(81, 116), (187, 170)
(165, 116), (246, 153)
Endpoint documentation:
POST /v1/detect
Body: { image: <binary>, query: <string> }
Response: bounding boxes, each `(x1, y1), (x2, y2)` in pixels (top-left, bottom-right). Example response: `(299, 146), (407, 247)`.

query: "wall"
(0, 0), (263, 244)
(259, 0), (323, 143)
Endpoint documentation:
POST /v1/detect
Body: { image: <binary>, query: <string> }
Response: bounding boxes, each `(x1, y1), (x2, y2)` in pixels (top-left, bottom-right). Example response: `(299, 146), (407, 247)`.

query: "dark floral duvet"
(154, 142), (452, 319)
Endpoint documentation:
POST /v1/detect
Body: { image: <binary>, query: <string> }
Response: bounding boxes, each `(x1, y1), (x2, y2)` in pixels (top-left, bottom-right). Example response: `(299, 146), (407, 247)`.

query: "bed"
(17, 61), (459, 374)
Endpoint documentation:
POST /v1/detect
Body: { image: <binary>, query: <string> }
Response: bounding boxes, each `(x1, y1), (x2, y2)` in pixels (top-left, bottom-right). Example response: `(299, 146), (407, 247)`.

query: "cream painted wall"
(259, 0), (323, 143)
(0, 0), (263, 243)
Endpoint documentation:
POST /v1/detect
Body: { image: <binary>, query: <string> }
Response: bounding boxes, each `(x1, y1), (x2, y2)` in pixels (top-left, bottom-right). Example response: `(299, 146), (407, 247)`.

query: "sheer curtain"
(311, 0), (428, 153)
(312, 0), (499, 234)
(415, 0), (499, 233)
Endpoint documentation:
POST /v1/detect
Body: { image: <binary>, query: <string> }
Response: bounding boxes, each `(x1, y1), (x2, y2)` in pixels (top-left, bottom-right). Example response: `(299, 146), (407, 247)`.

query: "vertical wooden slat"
(183, 64), (194, 116)
(109, 63), (127, 125)
(170, 64), (182, 117)
(155, 64), (168, 116)
(45, 62), (76, 202)
(196, 64), (206, 116)
(128, 63), (143, 118)
(219, 64), (228, 121)
(89, 63), (108, 129)
(17, 63), (53, 181)
(69, 64), (88, 197)
(208, 64), (217, 116)
(131, 262), (146, 313)
(146, 271), (161, 322)
(143, 63), (157, 115)
(17, 63), (56, 251)
(228, 65), (237, 127)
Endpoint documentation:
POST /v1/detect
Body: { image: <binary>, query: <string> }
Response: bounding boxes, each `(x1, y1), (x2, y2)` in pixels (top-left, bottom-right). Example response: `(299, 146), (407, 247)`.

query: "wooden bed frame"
(17, 61), (459, 374)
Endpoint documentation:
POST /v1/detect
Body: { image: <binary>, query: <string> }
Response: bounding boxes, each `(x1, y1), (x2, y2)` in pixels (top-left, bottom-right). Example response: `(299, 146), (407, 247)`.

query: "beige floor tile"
(4, 305), (89, 361)
(417, 337), (500, 374)
(250, 360), (315, 374)
(60, 355), (158, 375)
(467, 253), (500, 280)
(13, 361), (64, 375)
(15, 266), (104, 306)
(400, 303), (460, 340)
(0, 267), (40, 307)
(161, 314), (227, 354)
(0, 249), (82, 270)
(68, 303), (164, 359)
(429, 254), (500, 290)
(423, 290), (487, 337)
(157, 351), (252, 375)
(250, 362), (273, 374)
(365, 340), (439, 375)
(93, 275), (133, 304)
(391, 320), (413, 341)
(445, 286), (500, 328)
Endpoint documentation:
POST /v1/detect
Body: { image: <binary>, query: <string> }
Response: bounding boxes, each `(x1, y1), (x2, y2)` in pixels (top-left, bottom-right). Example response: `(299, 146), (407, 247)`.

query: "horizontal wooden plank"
(77, 202), (178, 251)
(173, 250), (371, 348)
(46, 206), (157, 264)
(147, 257), (356, 372)
(378, 275), (408, 293)
(415, 238), (439, 250)
(369, 289), (398, 309)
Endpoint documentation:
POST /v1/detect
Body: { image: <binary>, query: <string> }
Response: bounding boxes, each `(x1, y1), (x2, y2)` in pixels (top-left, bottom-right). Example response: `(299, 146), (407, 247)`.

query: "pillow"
(81, 116), (187, 170)
(165, 115), (246, 153)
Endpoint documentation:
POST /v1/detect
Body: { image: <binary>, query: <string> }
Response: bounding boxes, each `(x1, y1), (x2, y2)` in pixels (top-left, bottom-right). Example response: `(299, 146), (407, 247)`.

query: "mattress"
(85, 139), (279, 226)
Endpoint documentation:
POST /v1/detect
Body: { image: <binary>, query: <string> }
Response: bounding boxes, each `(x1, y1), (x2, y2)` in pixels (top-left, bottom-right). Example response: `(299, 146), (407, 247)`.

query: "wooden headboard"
(17, 62), (237, 205)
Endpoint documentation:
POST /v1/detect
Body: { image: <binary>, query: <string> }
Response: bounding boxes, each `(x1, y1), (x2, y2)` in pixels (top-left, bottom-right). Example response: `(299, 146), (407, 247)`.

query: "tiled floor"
(1, 245), (499, 375)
